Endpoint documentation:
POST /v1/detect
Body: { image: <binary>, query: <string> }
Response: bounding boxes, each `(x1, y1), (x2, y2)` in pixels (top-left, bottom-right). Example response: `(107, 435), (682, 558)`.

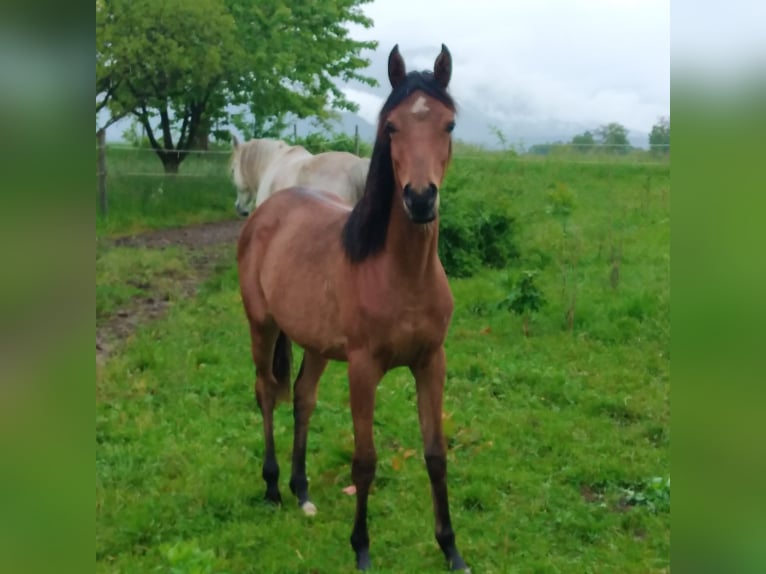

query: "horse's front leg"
(412, 347), (468, 572)
(347, 353), (383, 571)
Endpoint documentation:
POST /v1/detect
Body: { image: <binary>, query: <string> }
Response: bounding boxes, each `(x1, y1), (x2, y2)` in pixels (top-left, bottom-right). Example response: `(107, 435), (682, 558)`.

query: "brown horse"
(237, 44), (467, 571)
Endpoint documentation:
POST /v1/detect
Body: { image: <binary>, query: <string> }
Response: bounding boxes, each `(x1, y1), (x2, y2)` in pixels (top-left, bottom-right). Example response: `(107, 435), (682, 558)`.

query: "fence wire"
(96, 142), (670, 178)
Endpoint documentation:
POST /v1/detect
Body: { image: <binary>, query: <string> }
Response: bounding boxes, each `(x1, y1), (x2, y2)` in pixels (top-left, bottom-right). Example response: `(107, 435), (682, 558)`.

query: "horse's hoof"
(355, 549), (371, 570)
(450, 556), (469, 572)
(264, 491), (282, 506)
(300, 500), (317, 516)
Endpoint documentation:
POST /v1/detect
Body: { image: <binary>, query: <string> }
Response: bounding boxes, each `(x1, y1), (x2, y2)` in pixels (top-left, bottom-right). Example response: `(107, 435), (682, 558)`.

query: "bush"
(439, 186), (519, 277)
(295, 131), (372, 157)
(498, 270), (546, 336)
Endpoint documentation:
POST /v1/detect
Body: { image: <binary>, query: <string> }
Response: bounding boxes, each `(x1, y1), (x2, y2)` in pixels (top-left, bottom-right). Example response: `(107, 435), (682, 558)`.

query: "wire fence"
(95, 131), (670, 216)
(96, 142), (669, 170)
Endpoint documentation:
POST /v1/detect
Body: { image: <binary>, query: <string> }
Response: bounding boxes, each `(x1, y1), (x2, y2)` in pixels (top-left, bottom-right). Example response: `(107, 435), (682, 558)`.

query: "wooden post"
(293, 124), (298, 144)
(354, 124), (359, 156)
(97, 129), (107, 217)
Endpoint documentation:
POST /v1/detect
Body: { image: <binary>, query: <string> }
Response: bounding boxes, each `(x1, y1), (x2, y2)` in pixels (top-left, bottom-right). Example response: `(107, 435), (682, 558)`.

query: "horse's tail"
(272, 331), (292, 403)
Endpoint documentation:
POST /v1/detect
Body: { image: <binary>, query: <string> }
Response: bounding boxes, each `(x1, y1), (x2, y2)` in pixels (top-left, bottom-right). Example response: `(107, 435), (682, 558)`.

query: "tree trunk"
(159, 151), (182, 174)
(193, 116), (210, 150)
(97, 129), (107, 216)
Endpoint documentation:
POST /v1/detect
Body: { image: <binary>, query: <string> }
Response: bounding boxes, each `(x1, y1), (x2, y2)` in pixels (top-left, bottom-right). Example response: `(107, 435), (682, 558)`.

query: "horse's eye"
(384, 121), (398, 135)
(446, 121), (456, 133)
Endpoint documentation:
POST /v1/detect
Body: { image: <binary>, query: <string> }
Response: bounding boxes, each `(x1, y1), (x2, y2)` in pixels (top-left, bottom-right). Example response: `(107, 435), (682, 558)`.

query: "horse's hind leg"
(412, 348), (468, 572)
(289, 350), (328, 515)
(250, 322), (283, 504)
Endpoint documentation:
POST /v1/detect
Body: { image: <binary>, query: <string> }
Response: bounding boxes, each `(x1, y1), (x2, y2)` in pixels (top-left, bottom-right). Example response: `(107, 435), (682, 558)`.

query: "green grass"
(96, 243), (194, 322)
(96, 154), (669, 572)
(95, 144), (668, 239)
(96, 146), (235, 237)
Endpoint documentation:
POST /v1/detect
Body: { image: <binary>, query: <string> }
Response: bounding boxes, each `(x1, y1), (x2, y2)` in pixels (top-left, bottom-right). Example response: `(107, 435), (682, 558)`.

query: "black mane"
(341, 71), (456, 263)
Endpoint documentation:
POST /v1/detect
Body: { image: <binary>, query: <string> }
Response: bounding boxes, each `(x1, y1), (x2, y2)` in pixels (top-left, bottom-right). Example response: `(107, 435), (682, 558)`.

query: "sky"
(101, 0), (672, 147)
(341, 0), (670, 146)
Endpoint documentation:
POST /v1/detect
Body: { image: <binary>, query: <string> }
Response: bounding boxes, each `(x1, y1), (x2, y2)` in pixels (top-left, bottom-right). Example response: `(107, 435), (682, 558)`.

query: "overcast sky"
(102, 0), (672, 145)
(342, 0), (670, 144)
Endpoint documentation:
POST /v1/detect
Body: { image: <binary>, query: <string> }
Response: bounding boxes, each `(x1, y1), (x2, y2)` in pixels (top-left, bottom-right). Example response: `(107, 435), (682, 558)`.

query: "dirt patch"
(112, 218), (244, 250)
(97, 219), (245, 365)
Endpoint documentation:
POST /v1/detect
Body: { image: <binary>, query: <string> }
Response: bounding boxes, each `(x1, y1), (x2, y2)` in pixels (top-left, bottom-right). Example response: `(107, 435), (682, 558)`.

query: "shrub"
(498, 270), (546, 336)
(295, 131), (372, 157)
(438, 180), (519, 277)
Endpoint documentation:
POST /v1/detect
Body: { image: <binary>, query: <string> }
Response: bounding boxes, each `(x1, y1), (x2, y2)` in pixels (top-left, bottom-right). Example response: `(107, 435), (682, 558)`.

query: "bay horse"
(237, 44), (467, 571)
(229, 135), (370, 216)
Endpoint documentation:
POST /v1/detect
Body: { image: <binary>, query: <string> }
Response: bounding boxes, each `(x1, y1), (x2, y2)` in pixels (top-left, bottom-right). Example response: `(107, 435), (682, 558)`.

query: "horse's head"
(384, 44), (455, 224)
(231, 138), (291, 217)
(230, 135), (253, 216)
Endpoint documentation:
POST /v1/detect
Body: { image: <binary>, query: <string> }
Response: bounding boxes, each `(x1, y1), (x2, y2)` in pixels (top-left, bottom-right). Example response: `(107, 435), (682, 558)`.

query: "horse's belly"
(268, 291), (348, 361)
(254, 200), (348, 361)
(289, 323), (348, 362)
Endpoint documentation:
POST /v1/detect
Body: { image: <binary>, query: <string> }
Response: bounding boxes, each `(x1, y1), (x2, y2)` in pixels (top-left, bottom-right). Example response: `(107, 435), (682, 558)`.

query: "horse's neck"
(384, 203), (440, 281)
(256, 140), (292, 175)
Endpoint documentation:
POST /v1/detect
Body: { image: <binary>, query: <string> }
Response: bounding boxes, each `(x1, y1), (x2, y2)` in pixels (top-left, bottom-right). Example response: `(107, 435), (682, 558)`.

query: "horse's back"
(266, 185), (352, 215)
(238, 186), (350, 357)
(297, 152), (369, 204)
(239, 186), (350, 284)
(257, 147), (312, 205)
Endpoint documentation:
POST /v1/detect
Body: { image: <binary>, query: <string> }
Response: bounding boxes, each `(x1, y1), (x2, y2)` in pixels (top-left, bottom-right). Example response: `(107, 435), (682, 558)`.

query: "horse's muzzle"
(403, 183), (438, 223)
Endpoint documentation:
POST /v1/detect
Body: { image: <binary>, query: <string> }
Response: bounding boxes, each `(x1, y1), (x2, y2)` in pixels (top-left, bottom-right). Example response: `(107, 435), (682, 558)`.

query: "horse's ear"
(433, 44), (452, 88)
(388, 44), (406, 89)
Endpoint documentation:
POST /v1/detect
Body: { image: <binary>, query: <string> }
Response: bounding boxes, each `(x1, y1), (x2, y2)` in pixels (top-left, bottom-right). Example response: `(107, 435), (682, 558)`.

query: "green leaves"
(596, 122), (631, 154)
(500, 270), (546, 317)
(97, 0), (377, 171)
(570, 122), (632, 154)
(620, 476), (670, 513)
(649, 116), (670, 153)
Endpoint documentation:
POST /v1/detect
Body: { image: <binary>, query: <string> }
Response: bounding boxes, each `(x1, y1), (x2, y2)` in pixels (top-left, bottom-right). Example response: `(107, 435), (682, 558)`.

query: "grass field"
(96, 146), (235, 237)
(96, 148), (670, 572)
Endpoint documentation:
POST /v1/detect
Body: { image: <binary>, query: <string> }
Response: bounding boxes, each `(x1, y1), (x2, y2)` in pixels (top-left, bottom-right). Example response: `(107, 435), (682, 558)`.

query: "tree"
(596, 122), (630, 154)
(649, 116), (670, 154)
(570, 130), (596, 152)
(97, 0), (377, 173)
(96, 0), (128, 134)
(528, 141), (565, 156)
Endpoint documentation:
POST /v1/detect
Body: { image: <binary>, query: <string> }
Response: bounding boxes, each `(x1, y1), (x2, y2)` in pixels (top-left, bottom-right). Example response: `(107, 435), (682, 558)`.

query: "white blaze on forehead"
(410, 96), (430, 115)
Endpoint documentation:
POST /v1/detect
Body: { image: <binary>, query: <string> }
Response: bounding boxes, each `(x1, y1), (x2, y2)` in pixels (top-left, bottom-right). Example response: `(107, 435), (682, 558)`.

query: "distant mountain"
(299, 106), (649, 151)
(290, 112), (376, 144)
(107, 107), (648, 150)
(104, 61), (649, 151)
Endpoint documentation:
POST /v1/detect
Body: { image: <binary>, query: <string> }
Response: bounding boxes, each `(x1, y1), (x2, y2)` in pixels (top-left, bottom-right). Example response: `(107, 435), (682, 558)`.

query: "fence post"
(97, 128), (107, 217)
(293, 124), (298, 144)
(354, 124), (359, 156)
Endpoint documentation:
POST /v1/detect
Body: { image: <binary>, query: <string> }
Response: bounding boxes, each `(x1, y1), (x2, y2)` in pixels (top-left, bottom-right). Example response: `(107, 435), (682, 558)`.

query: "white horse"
(229, 135), (370, 216)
